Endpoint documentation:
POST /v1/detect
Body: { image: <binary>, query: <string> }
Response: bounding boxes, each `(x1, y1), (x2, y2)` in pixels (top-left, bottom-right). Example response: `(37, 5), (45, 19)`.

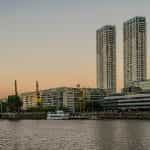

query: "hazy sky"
(0, 0), (150, 97)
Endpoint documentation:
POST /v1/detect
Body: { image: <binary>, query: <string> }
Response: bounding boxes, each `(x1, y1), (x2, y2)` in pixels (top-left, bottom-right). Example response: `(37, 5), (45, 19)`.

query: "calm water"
(0, 120), (150, 150)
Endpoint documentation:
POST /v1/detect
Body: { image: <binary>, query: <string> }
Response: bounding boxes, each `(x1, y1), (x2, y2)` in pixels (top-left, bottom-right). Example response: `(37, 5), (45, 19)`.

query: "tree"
(7, 95), (23, 112)
(26, 106), (57, 112)
(85, 101), (103, 112)
(37, 98), (43, 107)
(0, 101), (7, 113)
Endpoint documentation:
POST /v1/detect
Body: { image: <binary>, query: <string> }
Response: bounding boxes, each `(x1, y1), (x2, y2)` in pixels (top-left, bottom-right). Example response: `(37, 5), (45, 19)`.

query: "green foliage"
(7, 95), (23, 112)
(75, 102), (81, 112)
(37, 98), (43, 107)
(85, 101), (103, 112)
(26, 107), (40, 112)
(0, 101), (7, 112)
(61, 106), (70, 112)
(26, 106), (56, 112)
(74, 100), (103, 113)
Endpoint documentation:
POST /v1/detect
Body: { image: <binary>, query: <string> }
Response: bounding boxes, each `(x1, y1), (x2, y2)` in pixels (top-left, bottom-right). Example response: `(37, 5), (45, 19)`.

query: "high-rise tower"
(123, 16), (147, 88)
(96, 25), (116, 93)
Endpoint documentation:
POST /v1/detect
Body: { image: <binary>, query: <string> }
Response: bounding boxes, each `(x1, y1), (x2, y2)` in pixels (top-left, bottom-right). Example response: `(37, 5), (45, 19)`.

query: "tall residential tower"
(96, 25), (116, 93)
(124, 16), (147, 88)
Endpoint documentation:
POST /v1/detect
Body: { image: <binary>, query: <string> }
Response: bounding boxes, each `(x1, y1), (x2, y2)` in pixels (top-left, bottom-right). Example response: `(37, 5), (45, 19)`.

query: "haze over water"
(0, 120), (150, 150)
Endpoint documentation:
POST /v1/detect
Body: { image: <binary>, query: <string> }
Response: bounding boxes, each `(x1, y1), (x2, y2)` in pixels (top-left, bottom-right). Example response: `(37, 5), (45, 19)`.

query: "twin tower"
(96, 16), (147, 93)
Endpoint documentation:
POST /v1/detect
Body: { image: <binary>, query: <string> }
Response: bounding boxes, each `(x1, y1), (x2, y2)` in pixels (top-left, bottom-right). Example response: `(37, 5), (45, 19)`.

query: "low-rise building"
(21, 92), (38, 110)
(63, 88), (81, 113)
(21, 87), (67, 110)
(21, 87), (105, 112)
(104, 93), (150, 111)
(40, 88), (64, 108)
(128, 80), (150, 91)
(63, 88), (105, 113)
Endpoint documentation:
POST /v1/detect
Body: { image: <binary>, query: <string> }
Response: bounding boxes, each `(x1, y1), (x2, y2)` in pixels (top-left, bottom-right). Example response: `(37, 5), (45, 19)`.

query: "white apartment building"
(96, 25), (116, 93)
(21, 92), (38, 110)
(123, 16), (147, 88)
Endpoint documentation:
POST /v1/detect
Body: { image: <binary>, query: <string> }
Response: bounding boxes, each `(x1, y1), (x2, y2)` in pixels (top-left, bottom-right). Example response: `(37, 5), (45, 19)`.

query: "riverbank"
(85, 112), (150, 120)
(0, 112), (46, 120)
(1, 112), (150, 120)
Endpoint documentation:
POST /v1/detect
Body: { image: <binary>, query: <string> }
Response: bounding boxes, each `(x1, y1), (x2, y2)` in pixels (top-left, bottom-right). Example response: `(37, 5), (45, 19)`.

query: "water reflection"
(0, 120), (150, 150)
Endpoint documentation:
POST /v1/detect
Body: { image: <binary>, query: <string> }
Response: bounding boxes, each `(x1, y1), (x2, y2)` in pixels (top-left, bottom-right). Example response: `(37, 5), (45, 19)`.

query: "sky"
(0, 0), (150, 97)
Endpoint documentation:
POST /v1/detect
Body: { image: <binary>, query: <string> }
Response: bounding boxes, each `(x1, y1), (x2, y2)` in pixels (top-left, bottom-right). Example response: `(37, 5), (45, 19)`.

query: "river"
(0, 120), (150, 150)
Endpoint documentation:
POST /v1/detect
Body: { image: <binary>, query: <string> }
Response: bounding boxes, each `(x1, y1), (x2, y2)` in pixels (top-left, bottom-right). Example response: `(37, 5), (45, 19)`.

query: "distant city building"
(40, 88), (64, 108)
(121, 86), (142, 95)
(96, 25), (116, 93)
(104, 93), (150, 111)
(63, 88), (105, 113)
(21, 92), (38, 110)
(21, 87), (66, 110)
(21, 87), (109, 112)
(82, 88), (104, 102)
(63, 88), (81, 113)
(123, 16), (147, 88)
(128, 80), (150, 91)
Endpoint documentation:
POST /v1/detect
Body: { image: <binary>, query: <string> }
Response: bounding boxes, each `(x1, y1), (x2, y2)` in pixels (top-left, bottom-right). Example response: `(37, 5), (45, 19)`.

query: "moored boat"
(47, 110), (69, 120)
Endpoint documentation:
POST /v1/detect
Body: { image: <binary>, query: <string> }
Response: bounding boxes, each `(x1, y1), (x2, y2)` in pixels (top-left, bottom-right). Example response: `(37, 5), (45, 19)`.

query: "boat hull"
(47, 111), (69, 120)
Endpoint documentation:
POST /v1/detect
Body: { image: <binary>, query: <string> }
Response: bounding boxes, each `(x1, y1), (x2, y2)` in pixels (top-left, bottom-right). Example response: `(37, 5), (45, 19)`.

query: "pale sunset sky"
(0, 0), (150, 97)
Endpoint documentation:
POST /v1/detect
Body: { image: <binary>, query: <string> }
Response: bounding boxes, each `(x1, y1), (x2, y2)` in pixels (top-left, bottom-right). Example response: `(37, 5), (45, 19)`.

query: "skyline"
(0, 0), (150, 97)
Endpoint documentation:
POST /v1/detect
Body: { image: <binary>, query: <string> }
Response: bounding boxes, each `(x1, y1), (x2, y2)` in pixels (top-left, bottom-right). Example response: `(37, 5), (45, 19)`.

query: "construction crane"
(14, 80), (18, 96)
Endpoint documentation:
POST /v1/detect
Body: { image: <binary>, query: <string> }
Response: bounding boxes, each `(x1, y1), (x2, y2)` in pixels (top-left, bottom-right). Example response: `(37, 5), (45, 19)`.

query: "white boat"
(47, 110), (69, 120)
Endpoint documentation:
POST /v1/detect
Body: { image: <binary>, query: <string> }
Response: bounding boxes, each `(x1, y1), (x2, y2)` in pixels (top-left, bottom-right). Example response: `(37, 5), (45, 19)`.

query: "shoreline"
(1, 112), (150, 120)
